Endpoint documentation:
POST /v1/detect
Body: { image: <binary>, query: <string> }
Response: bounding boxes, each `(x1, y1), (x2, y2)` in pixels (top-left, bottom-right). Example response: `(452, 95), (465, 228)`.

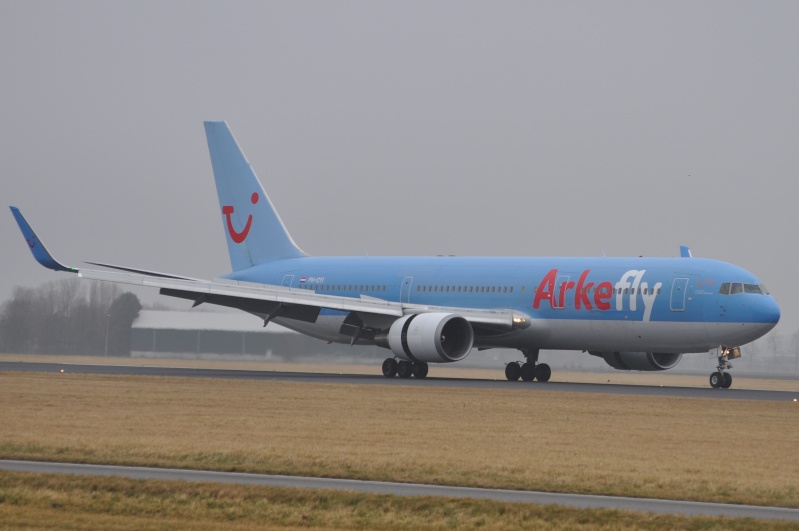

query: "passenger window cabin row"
(417, 285), (514, 294)
(295, 283), (666, 296)
(297, 281), (771, 297)
(298, 284), (387, 293)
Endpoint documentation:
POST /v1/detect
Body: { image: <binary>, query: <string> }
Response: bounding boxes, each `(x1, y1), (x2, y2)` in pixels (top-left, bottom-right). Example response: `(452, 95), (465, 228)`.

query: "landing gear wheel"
(722, 372), (733, 389)
(382, 358), (398, 378)
(535, 363), (551, 382)
(397, 361), (414, 379)
(711, 346), (736, 389)
(505, 362), (521, 381)
(413, 362), (429, 379)
(520, 363), (536, 382)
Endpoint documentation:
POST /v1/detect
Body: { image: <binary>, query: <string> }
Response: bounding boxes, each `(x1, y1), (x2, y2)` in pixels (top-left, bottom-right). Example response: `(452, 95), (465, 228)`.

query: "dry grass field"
(1, 369), (798, 511)
(1, 472), (792, 530)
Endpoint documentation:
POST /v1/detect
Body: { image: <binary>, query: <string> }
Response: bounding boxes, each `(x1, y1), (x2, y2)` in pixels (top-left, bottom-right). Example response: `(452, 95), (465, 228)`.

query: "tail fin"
(204, 121), (305, 271)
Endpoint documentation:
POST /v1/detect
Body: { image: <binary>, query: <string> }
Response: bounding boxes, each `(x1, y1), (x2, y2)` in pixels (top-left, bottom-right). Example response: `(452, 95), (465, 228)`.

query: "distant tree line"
(0, 279), (141, 356)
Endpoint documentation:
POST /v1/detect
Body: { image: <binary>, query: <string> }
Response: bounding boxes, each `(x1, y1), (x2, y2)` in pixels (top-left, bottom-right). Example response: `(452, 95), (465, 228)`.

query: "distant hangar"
(130, 310), (383, 361)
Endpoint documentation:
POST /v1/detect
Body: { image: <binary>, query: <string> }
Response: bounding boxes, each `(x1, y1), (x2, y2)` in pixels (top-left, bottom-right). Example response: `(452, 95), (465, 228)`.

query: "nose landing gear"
(709, 347), (739, 389)
(505, 349), (551, 382)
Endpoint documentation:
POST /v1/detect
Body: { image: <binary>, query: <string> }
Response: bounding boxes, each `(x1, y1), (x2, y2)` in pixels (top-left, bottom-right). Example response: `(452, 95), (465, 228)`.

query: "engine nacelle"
(590, 351), (682, 371)
(386, 313), (474, 363)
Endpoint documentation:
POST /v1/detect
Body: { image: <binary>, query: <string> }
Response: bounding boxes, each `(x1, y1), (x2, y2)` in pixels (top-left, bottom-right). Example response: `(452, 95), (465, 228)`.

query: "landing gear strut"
(709, 347), (738, 389)
(506, 349), (551, 383)
(382, 358), (428, 379)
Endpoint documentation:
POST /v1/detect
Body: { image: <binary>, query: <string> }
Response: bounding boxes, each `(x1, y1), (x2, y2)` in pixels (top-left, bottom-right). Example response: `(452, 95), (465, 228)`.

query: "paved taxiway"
(2, 460), (798, 521)
(1, 361), (796, 401)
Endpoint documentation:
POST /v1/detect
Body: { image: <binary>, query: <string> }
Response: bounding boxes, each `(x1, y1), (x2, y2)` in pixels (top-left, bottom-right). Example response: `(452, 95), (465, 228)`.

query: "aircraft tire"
(382, 358), (398, 378)
(505, 362), (521, 381)
(709, 371), (722, 388)
(413, 362), (429, 379)
(520, 363), (535, 382)
(535, 363), (552, 382)
(722, 372), (733, 389)
(397, 360), (414, 379)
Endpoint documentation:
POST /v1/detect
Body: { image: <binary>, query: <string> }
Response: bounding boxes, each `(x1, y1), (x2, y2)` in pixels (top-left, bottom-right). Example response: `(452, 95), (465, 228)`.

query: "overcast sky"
(2, 2), (797, 339)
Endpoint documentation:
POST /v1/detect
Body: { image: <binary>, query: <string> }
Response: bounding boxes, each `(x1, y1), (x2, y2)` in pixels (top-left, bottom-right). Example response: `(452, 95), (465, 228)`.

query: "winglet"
(679, 245), (692, 258)
(9, 207), (76, 273)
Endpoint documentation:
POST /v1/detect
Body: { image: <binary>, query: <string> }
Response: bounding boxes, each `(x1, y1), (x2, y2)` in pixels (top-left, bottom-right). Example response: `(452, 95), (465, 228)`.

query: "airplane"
(10, 121), (781, 388)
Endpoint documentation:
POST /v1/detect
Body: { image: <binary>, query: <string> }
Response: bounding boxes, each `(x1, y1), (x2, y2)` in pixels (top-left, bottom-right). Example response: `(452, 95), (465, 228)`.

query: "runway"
(1, 361), (796, 401)
(2, 460), (798, 522)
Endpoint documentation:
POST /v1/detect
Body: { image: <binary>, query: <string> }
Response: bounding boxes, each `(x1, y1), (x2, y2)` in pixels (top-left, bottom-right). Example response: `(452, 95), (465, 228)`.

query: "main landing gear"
(382, 358), (428, 379)
(709, 346), (740, 389)
(505, 348), (551, 383)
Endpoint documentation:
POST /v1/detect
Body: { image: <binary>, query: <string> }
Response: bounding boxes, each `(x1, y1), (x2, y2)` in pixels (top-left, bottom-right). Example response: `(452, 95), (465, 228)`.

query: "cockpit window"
(719, 282), (769, 295)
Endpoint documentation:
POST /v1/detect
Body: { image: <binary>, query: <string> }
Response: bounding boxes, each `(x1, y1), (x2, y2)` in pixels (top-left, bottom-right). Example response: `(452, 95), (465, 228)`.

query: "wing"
(10, 207), (529, 334)
(80, 269), (523, 330)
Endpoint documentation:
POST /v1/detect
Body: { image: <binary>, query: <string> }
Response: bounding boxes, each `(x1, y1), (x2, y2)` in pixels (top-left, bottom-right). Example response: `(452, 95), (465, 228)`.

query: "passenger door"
(670, 278), (689, 311)
(400, 276), (413, 304)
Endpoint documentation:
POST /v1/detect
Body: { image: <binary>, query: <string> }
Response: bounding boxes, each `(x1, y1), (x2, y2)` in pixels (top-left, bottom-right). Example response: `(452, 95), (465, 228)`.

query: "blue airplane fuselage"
(225, 255), (779, 353)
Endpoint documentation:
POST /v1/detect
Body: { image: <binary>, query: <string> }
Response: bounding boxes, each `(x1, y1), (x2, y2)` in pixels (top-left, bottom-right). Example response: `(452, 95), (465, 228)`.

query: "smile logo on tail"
(222, 192), (259, 243)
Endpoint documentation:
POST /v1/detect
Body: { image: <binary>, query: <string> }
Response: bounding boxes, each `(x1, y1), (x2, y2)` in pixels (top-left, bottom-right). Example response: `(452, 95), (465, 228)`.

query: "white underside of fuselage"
(272, 315), (774, 358)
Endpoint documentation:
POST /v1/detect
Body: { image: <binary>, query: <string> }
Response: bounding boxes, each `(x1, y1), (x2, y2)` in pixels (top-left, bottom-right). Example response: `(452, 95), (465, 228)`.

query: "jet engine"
(590, 351), (682, 371)
(384, 313), (474, 363)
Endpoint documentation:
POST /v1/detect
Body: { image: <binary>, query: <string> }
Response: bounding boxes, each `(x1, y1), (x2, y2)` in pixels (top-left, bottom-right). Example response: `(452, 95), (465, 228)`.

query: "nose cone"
(765, 297), (781, 324)
(756, 296), (781, 333)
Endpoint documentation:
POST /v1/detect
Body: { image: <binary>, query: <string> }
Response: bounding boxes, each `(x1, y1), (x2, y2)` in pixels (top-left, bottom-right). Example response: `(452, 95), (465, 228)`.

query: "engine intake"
(385, 313), (474, 363)
(590, 351), (682, 371)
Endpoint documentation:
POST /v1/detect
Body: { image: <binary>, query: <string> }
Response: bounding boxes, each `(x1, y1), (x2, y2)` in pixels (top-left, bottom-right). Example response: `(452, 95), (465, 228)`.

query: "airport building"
(129, 310), (385, 362)
(132, 310), (301, 359)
